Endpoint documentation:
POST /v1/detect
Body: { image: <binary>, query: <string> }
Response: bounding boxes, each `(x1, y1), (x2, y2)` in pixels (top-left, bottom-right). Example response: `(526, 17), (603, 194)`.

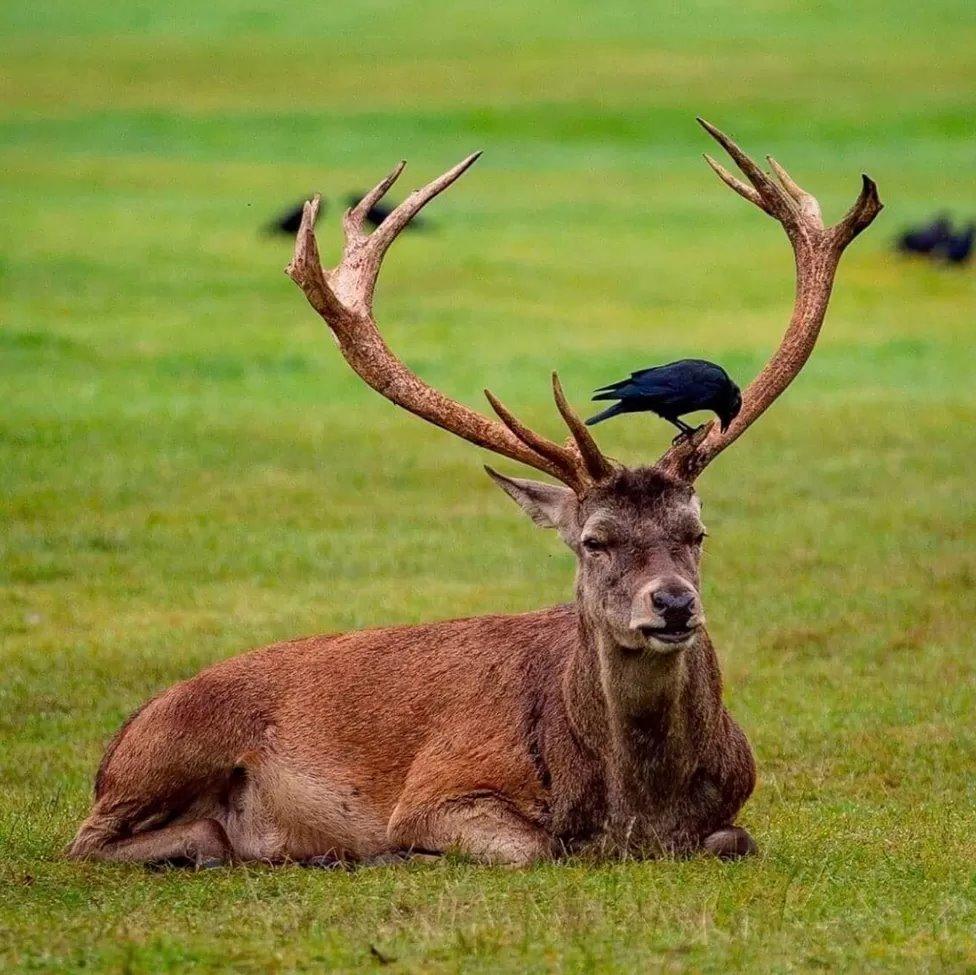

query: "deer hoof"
(703, 826), (757, 860)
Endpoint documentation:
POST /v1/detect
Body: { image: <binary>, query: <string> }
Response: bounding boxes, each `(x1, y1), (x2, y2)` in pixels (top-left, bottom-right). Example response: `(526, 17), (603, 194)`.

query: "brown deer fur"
(70, 468), (754, 865)
(68, 120), (880, 867)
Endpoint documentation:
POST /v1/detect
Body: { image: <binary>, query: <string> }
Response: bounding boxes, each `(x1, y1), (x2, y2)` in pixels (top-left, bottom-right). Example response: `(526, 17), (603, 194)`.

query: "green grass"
(2, 0), (976, 971)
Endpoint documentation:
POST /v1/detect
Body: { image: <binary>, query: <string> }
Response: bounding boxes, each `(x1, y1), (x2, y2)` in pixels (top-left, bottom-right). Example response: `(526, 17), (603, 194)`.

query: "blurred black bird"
(267, 199), (321, 236)
(941, 222), (974, 265)
(898, 214), (951, 255)
(344, 193), (426, 230)
(586, 359), (742, 442)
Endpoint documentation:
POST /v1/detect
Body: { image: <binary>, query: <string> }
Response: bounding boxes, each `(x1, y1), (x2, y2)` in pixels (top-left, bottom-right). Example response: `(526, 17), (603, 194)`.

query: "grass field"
(2, 1), (976, 971)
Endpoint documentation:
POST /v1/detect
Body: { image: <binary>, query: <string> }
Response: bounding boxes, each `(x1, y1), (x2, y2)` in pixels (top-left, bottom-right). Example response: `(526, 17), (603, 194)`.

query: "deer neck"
(563, 608), (715, 793)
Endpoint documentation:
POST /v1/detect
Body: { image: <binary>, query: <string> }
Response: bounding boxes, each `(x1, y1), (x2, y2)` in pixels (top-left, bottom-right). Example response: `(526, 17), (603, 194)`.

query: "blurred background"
(2, 2), (975, 972)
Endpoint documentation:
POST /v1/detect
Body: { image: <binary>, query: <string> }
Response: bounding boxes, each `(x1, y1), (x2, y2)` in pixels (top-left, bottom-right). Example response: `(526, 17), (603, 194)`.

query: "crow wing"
(592, 359), (728, 408)
(592, 362), (672, 394)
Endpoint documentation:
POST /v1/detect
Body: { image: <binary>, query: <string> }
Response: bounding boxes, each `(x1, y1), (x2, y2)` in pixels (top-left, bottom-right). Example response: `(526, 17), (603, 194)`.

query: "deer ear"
(484, 466), (577, 532)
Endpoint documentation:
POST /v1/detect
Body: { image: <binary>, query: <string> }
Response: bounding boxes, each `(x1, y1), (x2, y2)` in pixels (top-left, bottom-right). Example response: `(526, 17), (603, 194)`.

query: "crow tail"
(592, 379), (626, 394)
(585, 402), (625, 426)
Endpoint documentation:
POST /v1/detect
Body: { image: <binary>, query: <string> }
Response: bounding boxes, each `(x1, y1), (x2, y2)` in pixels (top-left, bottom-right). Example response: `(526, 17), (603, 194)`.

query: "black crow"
(941, 223), (974, 264)
(898, 214), (951, 255)
(344, 193), (426, 230)
(586, 359), (742, 442)
(267, 199), (321, 236)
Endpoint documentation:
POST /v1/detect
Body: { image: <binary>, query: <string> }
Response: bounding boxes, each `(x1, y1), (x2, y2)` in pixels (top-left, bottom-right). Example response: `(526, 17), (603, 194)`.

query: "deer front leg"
(388, 792), (554, 866)
(388, 740), (553, 866)
(695, 710), (759, 860)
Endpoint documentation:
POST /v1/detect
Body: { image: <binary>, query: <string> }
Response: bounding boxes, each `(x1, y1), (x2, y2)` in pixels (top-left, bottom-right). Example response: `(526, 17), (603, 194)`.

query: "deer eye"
(581, 536), (609, 554)
(692, 531), (707, 546)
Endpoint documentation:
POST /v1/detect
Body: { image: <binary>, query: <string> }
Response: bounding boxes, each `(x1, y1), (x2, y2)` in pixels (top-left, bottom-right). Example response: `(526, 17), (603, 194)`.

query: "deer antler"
(286, 156), (613, 493)
(655, 118), (883, 482)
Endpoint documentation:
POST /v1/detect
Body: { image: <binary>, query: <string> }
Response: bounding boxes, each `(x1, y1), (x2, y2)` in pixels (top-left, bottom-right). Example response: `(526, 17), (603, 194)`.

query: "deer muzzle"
(629, 577), (704, 649)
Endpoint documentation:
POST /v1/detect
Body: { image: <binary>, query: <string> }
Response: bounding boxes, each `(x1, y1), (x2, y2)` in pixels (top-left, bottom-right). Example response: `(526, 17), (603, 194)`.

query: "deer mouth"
(632, 621), (701, 650)
(648, 627), (695, 646)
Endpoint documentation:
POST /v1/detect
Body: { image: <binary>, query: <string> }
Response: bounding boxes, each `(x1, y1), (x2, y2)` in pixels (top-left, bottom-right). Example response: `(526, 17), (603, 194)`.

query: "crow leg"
(668, 418), (698, 445)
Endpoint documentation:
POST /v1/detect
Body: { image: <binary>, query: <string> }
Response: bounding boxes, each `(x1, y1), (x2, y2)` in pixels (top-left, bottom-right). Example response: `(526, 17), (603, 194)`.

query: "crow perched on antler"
(586, 359), (742, 443)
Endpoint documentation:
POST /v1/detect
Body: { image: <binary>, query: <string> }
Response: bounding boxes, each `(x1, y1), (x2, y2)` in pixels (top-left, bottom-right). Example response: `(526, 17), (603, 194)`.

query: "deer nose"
(651, 586), (697, 625)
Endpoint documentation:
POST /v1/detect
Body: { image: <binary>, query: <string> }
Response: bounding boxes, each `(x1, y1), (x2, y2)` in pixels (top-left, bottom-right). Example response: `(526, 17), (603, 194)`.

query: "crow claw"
(671, 424), (704, 446)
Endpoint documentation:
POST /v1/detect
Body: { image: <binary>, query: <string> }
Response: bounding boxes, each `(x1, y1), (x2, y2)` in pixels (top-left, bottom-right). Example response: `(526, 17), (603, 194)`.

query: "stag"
(69, 120), (880, 867)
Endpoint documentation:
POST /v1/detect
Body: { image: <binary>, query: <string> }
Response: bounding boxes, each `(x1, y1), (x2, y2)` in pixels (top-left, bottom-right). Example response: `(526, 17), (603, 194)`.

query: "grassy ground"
(2, 1), (976, 971)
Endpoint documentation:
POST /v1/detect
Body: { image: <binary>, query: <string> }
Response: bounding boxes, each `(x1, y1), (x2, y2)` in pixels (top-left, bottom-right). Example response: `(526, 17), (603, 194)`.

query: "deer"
(68, 120), (881, 868)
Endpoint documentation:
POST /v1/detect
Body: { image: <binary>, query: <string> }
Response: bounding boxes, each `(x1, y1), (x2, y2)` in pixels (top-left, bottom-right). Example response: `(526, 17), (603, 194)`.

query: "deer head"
(486, 466), (706, 654)
(286, 119), (882, 659)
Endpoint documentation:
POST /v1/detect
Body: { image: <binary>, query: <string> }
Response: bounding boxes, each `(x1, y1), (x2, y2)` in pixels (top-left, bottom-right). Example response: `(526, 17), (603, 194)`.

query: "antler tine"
(484, 388), (583, 483)
(342, 160), (406, 239)
(834, 174), (883, 245)
(696, 117), (789, 218)
(767, 155), (823, 225)
(551, 373), (615, 483)
(656, 121), (882, 483)
(703, 153), (770, 214)
(330, 152), (482, 314)
(286, 154), (601, 490)
(370, 152), (483, 256)
(485, 381), (617, 491)
(286, 194), (347, 322)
